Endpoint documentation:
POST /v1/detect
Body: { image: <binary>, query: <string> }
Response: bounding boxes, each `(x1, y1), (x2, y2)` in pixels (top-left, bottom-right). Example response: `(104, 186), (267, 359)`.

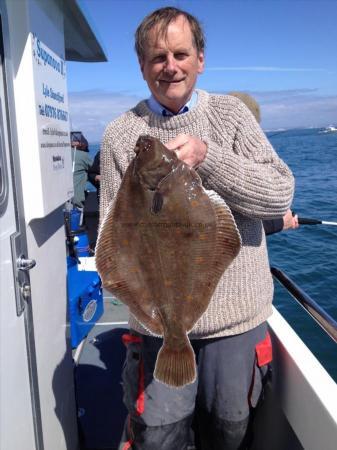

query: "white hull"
(253, 307), (337, 450)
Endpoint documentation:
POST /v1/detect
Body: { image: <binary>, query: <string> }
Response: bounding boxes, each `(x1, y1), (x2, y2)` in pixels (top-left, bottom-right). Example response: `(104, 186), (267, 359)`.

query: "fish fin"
(179, 189), (242, 328)
(128, 304), (164, 336)
(207, 189), (242, 272)
(154, 335), (196, 388)
(96, 198), (164, 336)
(102, 278), (164, 336)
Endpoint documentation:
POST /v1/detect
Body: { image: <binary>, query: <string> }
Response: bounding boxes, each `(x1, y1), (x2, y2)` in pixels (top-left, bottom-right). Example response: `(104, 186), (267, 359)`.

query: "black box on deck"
(84, 191), (99, 249)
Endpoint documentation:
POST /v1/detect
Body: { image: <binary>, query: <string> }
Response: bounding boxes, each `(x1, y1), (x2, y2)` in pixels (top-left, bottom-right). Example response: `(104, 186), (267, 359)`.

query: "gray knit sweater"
(100, 89), (294, 338)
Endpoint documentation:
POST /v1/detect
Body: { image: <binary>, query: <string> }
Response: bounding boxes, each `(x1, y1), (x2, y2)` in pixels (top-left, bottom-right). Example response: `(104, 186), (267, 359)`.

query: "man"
(99, 7), (294, 450)
(71, 131), (92, 210)
(88, 150), (101, 198)
(263, 208), (299, 235)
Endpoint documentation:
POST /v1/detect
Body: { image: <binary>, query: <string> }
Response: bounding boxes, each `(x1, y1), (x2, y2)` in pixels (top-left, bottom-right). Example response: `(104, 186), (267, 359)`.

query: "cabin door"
(0, 13), (42, 450)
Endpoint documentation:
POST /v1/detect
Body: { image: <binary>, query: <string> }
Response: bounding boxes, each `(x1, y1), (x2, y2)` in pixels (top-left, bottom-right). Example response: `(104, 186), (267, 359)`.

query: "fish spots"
(122, 239), (129, 246)
(167, 200), (179, 211)
(164, 279), (173, 287)
(190, 200), (199, 208)
(184, 231), (194, 238)
(144, 294), (152, 302)
(195, 257), (205, 264)
(185, 294), (193, 302)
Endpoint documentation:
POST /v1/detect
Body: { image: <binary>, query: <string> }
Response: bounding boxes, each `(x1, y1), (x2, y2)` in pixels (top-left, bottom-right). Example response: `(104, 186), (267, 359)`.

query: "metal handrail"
(271, 266), (337, 343)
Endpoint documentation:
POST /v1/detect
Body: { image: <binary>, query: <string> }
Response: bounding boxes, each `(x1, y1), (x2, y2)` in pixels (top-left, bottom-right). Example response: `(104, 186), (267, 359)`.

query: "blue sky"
(67, 0), (337, 142)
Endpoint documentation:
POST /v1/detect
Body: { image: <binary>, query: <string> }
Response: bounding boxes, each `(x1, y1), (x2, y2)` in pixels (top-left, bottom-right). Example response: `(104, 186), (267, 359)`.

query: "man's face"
(140, 15), (204, 114)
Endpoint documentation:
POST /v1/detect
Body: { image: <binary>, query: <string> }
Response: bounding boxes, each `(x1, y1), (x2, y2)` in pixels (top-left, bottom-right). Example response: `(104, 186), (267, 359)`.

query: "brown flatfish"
(95, 135), (241, 387)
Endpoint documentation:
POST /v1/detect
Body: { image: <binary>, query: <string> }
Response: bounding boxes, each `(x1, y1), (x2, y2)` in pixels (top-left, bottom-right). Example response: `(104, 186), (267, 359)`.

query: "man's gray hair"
(135, 7), (205, 61)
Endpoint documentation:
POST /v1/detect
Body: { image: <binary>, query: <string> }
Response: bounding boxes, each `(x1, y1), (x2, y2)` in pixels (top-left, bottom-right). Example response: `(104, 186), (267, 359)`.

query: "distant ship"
(321, 125), (337, 133)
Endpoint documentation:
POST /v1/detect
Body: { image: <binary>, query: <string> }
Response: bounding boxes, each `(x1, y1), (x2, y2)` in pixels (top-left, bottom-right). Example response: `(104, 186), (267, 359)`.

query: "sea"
(88, 127), (337, 382)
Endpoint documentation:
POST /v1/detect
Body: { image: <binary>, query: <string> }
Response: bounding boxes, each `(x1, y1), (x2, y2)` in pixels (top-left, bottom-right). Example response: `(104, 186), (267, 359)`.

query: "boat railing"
(271, 266), (337, 344)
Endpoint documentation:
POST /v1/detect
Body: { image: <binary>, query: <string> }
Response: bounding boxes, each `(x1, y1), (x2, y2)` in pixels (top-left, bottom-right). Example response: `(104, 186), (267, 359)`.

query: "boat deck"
(75, 293), (129, 450)
(75, 291), (323, 450)
(74, 294), (304, 450)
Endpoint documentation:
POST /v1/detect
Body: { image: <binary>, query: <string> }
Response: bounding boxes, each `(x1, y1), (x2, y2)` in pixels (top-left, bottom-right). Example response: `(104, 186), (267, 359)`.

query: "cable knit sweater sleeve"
(99, 126), (118, 225)
(198, 95), (294, 219)
(99, 116), (133, 225)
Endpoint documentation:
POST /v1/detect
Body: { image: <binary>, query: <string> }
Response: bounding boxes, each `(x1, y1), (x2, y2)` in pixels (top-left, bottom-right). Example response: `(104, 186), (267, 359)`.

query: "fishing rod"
(298, 217), (337, 227)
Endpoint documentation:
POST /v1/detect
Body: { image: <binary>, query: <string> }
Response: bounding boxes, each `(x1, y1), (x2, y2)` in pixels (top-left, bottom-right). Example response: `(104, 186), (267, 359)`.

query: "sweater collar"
(134, 89), (209, 131)
(147, 91), (198, 117)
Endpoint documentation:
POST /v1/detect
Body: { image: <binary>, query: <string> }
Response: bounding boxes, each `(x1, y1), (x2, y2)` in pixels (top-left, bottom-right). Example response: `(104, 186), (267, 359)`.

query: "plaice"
(95, 135), (241, 387)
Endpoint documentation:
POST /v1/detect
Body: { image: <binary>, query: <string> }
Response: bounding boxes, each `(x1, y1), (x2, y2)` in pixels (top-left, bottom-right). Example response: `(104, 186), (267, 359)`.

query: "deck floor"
(75, 292), (129, 450)
(74, 293), (302, 450)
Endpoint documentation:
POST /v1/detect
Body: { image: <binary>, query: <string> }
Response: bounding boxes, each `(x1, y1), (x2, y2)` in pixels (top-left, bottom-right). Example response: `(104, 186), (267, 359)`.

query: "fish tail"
(154, 336), (196, 388)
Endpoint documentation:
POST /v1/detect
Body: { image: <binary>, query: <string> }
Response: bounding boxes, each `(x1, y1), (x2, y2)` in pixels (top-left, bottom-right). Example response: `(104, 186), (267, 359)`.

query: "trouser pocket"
(249, 332), (273, 408)
(121, 333), (145, 417)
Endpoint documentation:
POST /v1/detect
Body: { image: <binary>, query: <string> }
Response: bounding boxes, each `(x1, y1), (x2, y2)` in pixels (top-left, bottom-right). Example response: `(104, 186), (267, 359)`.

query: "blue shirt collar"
(147, 91), (198, 117)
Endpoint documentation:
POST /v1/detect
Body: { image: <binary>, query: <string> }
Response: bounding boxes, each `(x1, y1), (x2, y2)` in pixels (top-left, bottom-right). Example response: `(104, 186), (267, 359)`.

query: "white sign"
(31, 34), (73, 216)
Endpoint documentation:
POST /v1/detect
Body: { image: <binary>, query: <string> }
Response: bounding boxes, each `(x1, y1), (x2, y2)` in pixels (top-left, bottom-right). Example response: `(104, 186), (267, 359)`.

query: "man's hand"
(166, 134), (207, 168)
(283, 209), (299, 230)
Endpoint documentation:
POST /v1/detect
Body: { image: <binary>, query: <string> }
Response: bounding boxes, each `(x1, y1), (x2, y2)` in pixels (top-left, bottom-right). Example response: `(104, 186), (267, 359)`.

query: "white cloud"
(68, 90), (143, 142)
(206, 66), (330, 73)
(216, 88), (337, 129)
(258, 91), (337, 130)
(68, 88), (337, 139)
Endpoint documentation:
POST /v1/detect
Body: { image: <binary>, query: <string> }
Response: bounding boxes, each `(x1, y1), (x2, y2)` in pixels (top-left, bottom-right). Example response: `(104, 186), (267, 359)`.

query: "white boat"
(1, 1), (336, 449)
(321, 125), (337, 133)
